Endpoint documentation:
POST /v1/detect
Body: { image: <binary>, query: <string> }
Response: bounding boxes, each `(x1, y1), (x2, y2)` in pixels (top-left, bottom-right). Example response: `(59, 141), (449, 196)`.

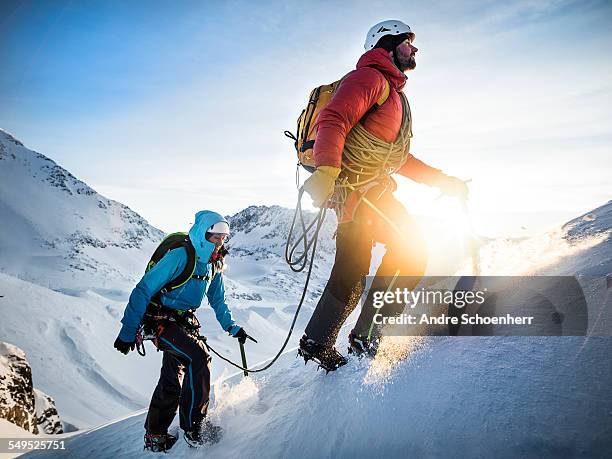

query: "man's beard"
(394, 45), (417, 72)
(399, 55), (417, 71)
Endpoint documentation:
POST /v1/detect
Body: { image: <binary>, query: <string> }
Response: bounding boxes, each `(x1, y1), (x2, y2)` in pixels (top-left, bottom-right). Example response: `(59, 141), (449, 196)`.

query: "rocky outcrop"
(34, 389), (63, 434)
(0, 342), (63, 434)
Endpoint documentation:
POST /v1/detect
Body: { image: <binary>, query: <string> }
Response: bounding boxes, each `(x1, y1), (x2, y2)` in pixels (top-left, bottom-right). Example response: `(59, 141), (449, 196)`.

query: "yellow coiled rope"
(331, 94), (413, 216)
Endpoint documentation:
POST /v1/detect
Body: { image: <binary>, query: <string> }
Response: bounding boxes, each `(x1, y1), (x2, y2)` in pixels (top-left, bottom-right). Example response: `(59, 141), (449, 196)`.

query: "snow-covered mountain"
(224, 204), (338, 303)
(0, 128), (164, 293)
(0, 129), (171, 428)
(226, 204), (336, 259)
(555, 201), (612, 276)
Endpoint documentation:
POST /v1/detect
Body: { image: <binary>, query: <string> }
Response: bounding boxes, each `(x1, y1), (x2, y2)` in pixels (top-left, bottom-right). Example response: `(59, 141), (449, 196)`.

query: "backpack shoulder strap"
(335, 68), (390, 106)
(159, 237), (196, 294)
(359, 72), (391, 123)
(376, 79), (390, 106)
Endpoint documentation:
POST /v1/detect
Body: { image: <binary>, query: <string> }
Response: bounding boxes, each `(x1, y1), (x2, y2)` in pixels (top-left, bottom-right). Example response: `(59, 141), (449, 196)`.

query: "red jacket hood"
(356, 48), (407, 91)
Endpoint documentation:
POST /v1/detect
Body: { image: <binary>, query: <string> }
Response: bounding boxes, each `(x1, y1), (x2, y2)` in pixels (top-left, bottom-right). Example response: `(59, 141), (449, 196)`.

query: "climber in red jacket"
(298, 20), (468, 371)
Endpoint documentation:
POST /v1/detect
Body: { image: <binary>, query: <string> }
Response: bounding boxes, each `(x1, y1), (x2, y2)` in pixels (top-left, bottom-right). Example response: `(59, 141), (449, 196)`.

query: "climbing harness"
(135, 304), (201, 356)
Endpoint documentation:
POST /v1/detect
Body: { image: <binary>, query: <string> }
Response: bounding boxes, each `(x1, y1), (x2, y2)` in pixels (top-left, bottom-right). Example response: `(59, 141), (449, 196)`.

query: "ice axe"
(459, 192), (483, 277)
(435, 178), (481, 275)
(238, 333), (257, 377)
(238, 342), (248, 377)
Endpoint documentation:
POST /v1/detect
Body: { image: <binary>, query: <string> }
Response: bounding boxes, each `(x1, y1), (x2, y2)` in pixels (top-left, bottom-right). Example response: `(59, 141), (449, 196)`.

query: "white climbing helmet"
(207, 221), (230, 235)
(364, 20), (414, 50)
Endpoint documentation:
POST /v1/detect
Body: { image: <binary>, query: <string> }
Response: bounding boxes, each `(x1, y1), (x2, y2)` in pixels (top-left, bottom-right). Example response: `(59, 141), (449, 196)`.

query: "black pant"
(144, 321), (211, 434)
(304, 188), (427, 347)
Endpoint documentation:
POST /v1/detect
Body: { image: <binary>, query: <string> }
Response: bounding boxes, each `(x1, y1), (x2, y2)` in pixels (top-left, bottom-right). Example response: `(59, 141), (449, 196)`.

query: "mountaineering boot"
(348, 329), (379, 358)
(144, 432), (178, 453)
(184, 420), (223, 448)
(298, 334), (348, 372)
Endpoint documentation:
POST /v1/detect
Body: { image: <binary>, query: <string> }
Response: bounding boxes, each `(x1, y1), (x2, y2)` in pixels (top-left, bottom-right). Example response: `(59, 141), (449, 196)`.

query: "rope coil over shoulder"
(331, 93), (413, 220)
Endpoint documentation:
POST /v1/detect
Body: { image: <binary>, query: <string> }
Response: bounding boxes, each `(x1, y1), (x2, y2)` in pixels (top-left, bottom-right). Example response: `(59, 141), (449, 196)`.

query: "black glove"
(436, 175), (469, 201)
(114, 336), (135, 355)
(234, 327), (248, 344)
(233, 327), (256, 344)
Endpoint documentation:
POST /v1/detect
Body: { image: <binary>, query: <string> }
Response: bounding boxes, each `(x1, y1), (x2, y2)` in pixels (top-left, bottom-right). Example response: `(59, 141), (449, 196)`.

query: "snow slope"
(22, 203), (612, 458)
(0, 274), (152, 428)
(23, 338), (612, 458)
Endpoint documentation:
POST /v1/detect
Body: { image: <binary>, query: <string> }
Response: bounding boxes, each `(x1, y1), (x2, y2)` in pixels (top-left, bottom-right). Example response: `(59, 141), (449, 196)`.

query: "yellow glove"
(435, 175), (470, 202)
(303, 166), (341, 208)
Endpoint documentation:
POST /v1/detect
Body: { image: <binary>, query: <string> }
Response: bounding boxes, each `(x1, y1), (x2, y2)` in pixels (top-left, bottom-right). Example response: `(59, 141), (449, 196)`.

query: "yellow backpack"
(285, 73), (390, 172)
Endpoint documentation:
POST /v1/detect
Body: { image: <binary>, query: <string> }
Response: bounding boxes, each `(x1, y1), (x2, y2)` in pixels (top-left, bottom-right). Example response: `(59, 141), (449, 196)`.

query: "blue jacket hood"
(188, 210), (229, 261)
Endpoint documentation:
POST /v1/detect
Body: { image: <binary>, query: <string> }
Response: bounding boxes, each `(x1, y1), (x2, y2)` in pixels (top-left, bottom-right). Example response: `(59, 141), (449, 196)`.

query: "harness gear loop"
(136, 326), (146, 356)
(136, 303), (201, 355)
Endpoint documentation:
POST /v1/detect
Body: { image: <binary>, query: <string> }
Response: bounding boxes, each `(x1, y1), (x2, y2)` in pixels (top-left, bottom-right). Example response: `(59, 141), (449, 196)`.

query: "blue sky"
(1, 0), (611, 235)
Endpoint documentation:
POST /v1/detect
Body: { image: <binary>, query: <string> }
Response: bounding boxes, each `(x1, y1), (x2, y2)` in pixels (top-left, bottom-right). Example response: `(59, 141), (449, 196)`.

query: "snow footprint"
(249, 400), (270, 415)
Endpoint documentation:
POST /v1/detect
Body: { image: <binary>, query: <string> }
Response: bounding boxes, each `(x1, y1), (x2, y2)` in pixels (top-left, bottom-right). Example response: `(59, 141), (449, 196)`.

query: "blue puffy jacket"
(118, 210), (239, 342)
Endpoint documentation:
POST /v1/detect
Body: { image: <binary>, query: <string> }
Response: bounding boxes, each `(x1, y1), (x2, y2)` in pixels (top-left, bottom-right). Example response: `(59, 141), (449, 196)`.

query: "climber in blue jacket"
(114, 210), (253, 452)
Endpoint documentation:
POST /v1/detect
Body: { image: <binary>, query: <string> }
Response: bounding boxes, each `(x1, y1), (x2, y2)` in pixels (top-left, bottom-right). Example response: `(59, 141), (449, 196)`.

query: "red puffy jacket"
(313, 47), (443, 185)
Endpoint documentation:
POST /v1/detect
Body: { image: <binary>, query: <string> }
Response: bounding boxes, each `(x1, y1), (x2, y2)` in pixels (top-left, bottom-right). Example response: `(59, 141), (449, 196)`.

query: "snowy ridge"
(0, 128), (164, 293)
(473, 200), (612, 278)
(226, 204), (337, 260)
(555, 200), (612, 277)
(563, 200), (612, 240)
